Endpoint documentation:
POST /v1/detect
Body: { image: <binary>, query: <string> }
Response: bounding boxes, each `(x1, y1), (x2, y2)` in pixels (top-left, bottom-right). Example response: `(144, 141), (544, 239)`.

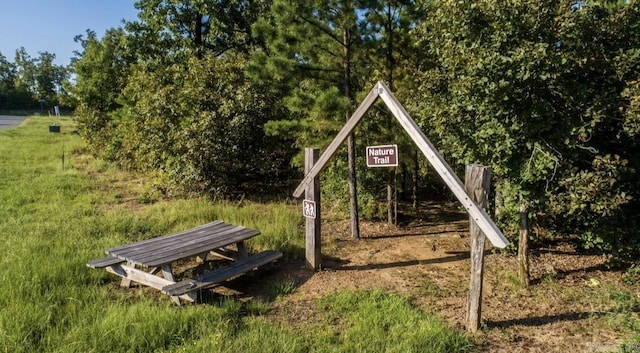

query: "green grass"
(0, 117), (472, 353)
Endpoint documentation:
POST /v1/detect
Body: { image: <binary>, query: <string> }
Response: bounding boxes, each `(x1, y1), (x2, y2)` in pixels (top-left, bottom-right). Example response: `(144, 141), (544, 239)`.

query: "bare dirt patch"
(215, 200), (637, 353)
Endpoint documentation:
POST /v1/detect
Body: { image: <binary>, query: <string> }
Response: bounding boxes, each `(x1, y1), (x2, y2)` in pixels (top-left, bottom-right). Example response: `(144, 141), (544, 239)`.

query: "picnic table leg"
(161, 265), (181, 305)
(196, 252), (209, 263)
(120, 262), (134, 288)
(236, 241), (248, 261)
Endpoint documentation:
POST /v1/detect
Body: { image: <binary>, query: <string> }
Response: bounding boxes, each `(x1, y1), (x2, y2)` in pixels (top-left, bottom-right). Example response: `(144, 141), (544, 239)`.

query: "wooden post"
(465, 164), (491, 333)
(518, 194), (530, 287)
(305, 148), (321, 269)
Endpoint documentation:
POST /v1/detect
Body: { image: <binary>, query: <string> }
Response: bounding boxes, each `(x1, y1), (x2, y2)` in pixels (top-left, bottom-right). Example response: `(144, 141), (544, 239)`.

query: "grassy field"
(0, 117), (473, 353)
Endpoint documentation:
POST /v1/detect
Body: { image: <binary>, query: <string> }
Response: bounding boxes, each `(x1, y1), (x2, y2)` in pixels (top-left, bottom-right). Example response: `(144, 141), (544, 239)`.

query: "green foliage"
(0, 51), (29, 111)
(70, 29), (131, 154)
(622, 265), (640, 287)
(268, 277), (297, 299)
(112, 53), (293, 195)
(413, 0), (640, 260)
(316, 290), (474, 352)
(70, 2), (296, 197)
(0, 48), (68, 112)
(129, 0), (265, 58)
(249, 0), (366, 151)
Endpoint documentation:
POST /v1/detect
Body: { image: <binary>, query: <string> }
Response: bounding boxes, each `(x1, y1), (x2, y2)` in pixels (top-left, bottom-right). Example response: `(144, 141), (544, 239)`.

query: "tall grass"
(0, 117), (472, 353)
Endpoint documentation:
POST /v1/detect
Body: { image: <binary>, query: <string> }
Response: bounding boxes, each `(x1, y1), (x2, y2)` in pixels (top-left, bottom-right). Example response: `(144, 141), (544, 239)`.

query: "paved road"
(0, 115), (27, 130)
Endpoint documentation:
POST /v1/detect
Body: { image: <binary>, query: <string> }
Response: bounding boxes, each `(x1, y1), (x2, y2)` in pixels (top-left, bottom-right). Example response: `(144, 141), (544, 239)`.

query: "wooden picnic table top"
(107, 221), (260, 267)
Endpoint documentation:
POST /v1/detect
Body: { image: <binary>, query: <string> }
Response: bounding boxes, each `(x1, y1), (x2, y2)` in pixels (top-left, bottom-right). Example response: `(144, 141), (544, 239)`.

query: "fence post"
(465, 164), (491, 333)
(305, 147), (321, 269)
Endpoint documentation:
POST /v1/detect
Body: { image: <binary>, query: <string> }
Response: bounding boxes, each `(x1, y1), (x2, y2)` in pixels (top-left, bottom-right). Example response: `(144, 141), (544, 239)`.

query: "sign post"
(465, 164), (491, 333)
(38, 98), (46, 115)
(304, 148), (321, 269)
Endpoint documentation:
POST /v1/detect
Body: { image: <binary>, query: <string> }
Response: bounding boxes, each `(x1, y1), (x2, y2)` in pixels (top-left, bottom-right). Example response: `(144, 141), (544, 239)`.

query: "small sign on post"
(366, 144), (398, 167)
(303, 199), (316, 219)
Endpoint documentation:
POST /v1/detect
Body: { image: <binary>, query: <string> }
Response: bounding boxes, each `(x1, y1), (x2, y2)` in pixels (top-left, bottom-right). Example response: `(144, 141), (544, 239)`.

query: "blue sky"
(0, 0), (139, 66)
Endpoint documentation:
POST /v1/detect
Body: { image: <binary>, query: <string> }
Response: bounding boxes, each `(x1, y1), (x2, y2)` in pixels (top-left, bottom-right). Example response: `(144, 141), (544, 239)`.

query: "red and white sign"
(366, 144), (398, 167)
(302, 199), (316, 219)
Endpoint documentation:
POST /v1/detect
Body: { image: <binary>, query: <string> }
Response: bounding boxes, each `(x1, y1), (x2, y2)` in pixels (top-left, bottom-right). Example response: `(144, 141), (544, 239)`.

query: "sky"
(0, 0), (140, 66)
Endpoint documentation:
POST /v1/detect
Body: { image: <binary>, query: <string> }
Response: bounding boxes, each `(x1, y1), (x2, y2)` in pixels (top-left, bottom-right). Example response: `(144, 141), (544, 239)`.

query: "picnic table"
(87, 221), (282, 304)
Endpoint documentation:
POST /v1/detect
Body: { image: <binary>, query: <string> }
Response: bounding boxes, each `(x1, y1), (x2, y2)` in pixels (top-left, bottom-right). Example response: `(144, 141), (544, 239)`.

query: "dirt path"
(245, 201), (636, 352)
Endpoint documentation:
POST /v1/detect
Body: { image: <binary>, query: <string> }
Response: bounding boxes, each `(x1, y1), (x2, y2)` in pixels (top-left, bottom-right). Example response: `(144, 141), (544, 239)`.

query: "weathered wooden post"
(465, 164), (491, 333)
(305, 147), (321, 269)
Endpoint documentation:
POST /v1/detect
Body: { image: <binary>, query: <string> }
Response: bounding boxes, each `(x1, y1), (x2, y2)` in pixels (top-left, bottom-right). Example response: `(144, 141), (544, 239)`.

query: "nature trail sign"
(366, 144), (398, 167)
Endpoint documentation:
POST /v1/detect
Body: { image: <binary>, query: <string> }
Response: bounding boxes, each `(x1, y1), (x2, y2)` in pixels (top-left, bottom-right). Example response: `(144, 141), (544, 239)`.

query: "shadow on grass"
(485, 311), (607, 329)
(360, 228), (468, 239)
(530, 263), (610, 285)
(187, 255), (316, 306)
(328, 251), (470, 271)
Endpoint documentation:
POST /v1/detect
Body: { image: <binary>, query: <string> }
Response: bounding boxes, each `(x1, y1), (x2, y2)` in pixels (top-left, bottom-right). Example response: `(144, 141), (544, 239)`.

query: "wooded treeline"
(0, 49), (68, 112)
(23, 0), (640, 261)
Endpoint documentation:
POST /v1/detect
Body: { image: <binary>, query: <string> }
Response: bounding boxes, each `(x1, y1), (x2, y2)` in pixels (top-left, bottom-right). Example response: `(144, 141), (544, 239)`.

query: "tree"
(70, 28), (132, 154)
(0, 52), (19, 111)
(360, 0), (422, 223)
(127, 0), (267, 59)
(413, 0), (640, 268)
(68, 1), (295, 196)
(34, 51), (65, 106)
(250, 0), (375, 237)
(116, 53), (294, 195)
(12, 48), (37, 110)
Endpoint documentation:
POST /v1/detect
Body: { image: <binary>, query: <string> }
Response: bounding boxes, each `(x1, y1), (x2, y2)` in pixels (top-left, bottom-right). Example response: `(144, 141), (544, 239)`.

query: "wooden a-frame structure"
(293, 81), (509, 249)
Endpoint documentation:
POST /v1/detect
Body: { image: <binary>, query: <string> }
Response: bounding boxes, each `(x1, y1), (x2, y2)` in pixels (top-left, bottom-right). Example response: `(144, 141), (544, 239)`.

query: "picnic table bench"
(87, 220), (282, 304)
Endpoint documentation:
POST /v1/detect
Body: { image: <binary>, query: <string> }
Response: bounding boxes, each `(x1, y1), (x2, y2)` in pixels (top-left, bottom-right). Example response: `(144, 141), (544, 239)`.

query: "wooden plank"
(305, 148), (321, 269)
(109, 225), (260, 267)
(131, 228), (259, 266)
(106, 264), (173, 290)
(465, 164), (491, 333)
(86, 256), (124, 269)
(161, 265), (181, 305)
(108, 221), (236, 256)
(114, 224), (250, 258)
(209, 248), (238, 261)
(162, 250), (283, 296)
(107, 221), (226, 253)
(375, 81), (509, 249)
(105, 264), (194, 303)
(293, 87), (380, 198)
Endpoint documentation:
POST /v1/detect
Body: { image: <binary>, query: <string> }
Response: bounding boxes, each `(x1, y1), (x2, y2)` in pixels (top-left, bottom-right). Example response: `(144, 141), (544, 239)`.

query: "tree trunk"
(347, 134), (360, 238)
(494, 184), (504, 219)
(394, 170), (398, 225)
(384, 2), (396, 226)
(194, 13), (204, 59)
(344, 13), (359, 239)
(518, 194), (530, 287)
(387, 171), (393, 224)
(412, 150), (419, 209)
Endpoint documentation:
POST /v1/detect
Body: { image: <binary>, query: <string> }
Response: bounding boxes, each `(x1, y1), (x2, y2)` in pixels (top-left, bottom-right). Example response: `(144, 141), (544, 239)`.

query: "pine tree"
(250, 0), (372, 238)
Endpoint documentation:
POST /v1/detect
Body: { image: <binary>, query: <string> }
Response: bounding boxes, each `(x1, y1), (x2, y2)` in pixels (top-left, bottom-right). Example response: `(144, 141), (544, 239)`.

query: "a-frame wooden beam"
(293, 81), (509, 248)
(292, 86), (380, 198)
